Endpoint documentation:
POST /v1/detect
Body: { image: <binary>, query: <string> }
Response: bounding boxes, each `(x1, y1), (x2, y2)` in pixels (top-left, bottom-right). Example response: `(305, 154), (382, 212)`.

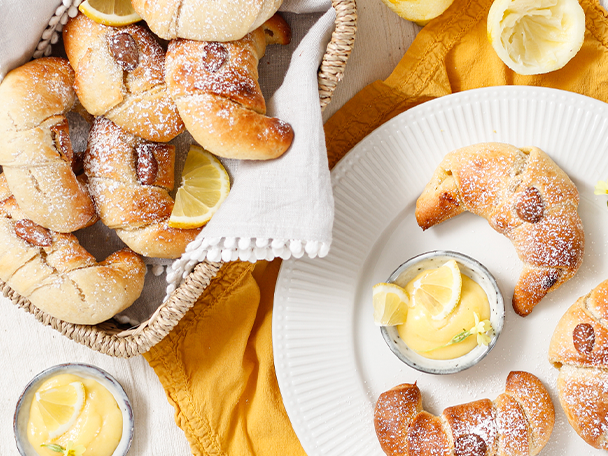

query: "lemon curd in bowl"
(378, 250), (505, 375)
(14, 363), (133, 456)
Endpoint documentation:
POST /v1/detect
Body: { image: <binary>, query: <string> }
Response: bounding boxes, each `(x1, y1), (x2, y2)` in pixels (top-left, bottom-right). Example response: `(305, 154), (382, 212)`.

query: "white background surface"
(3, 1), (606, 455)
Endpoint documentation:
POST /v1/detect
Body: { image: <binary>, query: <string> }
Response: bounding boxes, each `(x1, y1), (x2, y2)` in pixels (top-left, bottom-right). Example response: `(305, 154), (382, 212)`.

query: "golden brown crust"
(85, 117), (201, 259)
(554, 365), (608, 450)
(0, 174), (145, 325)
(63, 13), (184, 142)
(503, 371), (554, 454)
(0, 57), (97, 232)
(165, 15), (294, 160)
(549, 280), (608, 449)
(373, 371), (554, 456)
(131, 0), (284, 42)
(495, 393), (530, 456)
(374, 383), (423, 456)
(415, 143), (584, 316)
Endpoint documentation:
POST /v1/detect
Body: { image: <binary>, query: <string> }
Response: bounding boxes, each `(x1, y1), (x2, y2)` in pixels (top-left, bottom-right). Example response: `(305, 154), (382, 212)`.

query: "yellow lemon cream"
(27, 373), (123, 456)
(398, 269), (491, 360)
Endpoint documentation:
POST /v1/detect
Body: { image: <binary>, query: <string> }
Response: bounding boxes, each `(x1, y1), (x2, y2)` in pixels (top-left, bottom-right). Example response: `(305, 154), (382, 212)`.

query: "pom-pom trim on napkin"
(165, 237), (330, 294)
(34, 0), (82, 59)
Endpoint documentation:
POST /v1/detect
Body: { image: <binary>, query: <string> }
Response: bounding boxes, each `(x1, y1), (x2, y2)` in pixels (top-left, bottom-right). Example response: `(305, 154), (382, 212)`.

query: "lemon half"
(380, 0), (454, 26)
(373, 282), (410, 326)
(487, 0), (585, 75)
(168, 145), (230, 229)
(411, 259), (462, 321)
(79, 0), (142, 26)
(33, 381), (86, 439)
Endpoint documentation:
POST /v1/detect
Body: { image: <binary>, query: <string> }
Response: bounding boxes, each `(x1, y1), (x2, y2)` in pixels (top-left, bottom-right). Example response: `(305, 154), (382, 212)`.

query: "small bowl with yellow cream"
(378, 250), (504, 375)
(13, 363), (133, 456)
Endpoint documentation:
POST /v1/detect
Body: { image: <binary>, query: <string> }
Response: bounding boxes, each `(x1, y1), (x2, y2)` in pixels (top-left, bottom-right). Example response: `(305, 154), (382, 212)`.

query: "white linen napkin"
(0, 0), (336, 312)
(165, 1), (336, 294)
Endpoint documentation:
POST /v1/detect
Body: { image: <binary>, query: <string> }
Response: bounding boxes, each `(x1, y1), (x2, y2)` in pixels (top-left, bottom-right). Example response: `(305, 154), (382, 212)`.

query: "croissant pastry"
(0, 174), (145, 325)
(165, 14), (294, 160)
(374, 371), (554, 456)
(548, 279), (608, 449)
(85, 117), (201, 259)
(131, 0), (284, 42)
(63, 13), (184, 142)
(0, 57), (97, 233)
(416, 143), (584, 316)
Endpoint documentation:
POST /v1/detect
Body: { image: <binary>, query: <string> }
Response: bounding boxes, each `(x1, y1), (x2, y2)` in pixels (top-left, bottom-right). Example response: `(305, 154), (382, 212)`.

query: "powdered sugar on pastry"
(374, 371), (554, 456)
(0, 57), (97, 233)
(85, 117), (201, 259)
(549, 280), (608, 449)
(131, 0), (284, 42)
(416, 142), (584, 316)
(164, 14), (294, 160)
(63, 12), (184, 142)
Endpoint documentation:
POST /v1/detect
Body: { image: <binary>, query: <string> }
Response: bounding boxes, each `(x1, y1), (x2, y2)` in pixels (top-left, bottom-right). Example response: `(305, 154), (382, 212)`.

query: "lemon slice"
(373, 282), (409, 326)
(79, 0), (142, 26)
(168, 145), (230, 229)
(487, 0), (585, 75)
(379, 0), (454, 26)
(34, 381), (86, 439)
(412, 259), (462, 320)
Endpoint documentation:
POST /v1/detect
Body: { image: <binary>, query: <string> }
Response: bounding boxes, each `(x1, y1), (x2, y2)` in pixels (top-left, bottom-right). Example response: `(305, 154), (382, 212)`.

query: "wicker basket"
(2, 0), (357, 358)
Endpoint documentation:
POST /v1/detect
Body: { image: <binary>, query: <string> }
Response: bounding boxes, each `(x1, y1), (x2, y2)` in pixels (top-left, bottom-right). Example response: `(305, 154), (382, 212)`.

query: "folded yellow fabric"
(145, 0), (608, 454)
(326, 0), (608, 167)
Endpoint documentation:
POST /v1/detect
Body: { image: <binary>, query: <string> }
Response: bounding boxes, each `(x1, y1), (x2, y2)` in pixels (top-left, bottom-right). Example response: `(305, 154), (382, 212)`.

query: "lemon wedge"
(487, 0), (585, 75)
(379, 0), (454, 26)
(412, 259), (462, 320)
(373, 282), (410, 326)
(34, 381), (86, 439)
(168, 145), (230, 229)
(79, 0), (142, 26)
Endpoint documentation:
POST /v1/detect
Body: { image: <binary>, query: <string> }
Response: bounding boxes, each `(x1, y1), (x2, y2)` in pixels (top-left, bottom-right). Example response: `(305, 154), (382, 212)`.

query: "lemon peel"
(411, 259), (462, 321)
(168, 145), (230, 229)
(79, 0), (142, 26)
(380, 0), (454, 26)
(487, 0), (585, 75)
(373, 282), (409, 326)
(34, 382), (86, 439)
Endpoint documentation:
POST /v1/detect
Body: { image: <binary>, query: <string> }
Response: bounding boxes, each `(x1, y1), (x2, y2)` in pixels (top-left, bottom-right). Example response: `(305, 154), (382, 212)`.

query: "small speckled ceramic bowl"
(13, 363), (134, 456)
(380, 250), (504, 375)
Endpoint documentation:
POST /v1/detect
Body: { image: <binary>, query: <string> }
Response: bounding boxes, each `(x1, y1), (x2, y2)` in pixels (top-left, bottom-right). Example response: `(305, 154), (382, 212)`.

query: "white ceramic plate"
(273, 86), (608, 456)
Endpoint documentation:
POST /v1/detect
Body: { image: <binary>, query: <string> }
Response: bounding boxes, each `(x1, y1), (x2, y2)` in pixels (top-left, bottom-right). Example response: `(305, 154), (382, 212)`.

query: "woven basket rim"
(5, 0), (357, 358)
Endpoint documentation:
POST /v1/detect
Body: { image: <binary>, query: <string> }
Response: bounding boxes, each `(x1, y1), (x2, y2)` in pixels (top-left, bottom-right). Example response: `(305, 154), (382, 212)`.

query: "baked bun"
(374, 371), (554, 456)
(131, 0), (283, 42)
(85, 117), (201, 259)
(548, 279), (608, 449)
(0, 174), (145, 325)
(165, 14), (293, 160)
(63, 13), (184, 142)
(415, 143), (584, 316)
(0, 57), (97, 233)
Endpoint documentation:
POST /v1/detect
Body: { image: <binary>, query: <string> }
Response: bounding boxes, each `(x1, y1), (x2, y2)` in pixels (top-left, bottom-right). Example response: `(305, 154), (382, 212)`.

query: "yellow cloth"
(145, 0), (608, 454)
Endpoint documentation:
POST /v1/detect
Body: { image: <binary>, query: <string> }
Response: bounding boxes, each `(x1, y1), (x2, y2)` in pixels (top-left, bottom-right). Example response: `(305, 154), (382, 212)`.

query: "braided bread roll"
(85, 117), (201, 259)
(165, 14), (294, 160)
(63, 13), (184, 142)
(374, 371), (555, 456)
(0, 57), (97, 233)
(548, 279), (608, 449)
(416, 143), (584, 316)
(0, 174), (145, 325)
(131, 0), (283, 42)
